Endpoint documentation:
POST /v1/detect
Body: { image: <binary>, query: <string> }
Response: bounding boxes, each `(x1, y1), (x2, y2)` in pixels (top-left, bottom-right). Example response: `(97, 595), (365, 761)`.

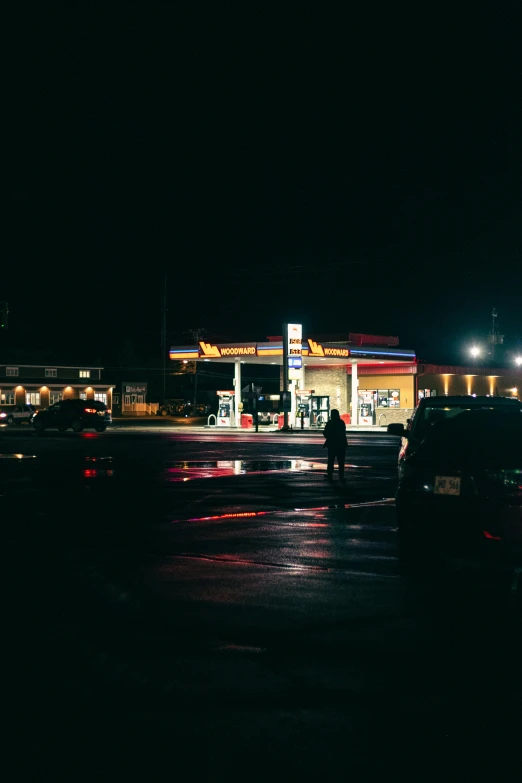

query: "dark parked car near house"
(33, 399), (112, 433)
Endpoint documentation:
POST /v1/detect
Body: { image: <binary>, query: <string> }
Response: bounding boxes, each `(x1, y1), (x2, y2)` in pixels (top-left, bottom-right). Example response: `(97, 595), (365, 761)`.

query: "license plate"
(434, 476), (461, 496)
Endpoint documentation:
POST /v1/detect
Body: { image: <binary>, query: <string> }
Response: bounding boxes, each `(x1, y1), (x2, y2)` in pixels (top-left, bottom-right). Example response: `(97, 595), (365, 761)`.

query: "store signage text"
(125, 385), (147, 393)
(199, 341), (257, 358)
(220, 346), (256, 356)
(324, 347), (349, 357)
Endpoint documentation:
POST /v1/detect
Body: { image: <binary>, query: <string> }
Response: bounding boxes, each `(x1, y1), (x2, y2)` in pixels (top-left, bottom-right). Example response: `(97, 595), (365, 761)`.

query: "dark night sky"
(5, 3), (522, 367)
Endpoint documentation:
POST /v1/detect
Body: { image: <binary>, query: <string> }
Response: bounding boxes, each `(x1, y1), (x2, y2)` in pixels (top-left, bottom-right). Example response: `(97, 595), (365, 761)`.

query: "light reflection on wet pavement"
(164, 459), (372, 481)
(3, 429), (521, 780)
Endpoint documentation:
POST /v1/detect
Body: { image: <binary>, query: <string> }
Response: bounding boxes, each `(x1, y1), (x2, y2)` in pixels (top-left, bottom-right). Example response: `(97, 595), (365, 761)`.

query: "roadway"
(2, 424), (520, 780)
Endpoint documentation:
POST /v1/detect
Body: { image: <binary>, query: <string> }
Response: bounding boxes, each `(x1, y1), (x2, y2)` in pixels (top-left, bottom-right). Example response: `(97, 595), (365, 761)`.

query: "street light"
(515, 357), (522, 366)
(470, 346), (481, 358)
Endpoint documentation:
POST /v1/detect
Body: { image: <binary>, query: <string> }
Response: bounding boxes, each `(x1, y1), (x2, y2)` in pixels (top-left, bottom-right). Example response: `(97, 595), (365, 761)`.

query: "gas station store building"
(169, 329), (522, 428)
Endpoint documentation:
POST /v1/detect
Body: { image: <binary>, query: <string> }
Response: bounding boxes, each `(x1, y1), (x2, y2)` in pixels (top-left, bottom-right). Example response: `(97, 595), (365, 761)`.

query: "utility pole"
(0, 301), (8, 330)
(487, 307), (504, 363)
(282, 322), (290, 431)
(186, 327), (205, 412)
(161, 272), (167, 401)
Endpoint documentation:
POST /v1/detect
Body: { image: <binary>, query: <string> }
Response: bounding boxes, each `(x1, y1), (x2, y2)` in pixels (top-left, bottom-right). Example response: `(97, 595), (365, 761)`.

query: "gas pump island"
(169, 327), (416, 428)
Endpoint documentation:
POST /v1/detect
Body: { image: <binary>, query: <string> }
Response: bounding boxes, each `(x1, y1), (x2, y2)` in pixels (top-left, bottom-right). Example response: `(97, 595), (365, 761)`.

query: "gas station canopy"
(170, 337), (415, 365)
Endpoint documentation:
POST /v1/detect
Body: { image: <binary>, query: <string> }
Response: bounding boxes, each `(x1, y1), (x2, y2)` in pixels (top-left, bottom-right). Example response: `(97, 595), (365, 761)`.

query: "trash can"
(340, 413), (351, 426)
(277, 414), (285, 430)
(241, 414), (253, 429)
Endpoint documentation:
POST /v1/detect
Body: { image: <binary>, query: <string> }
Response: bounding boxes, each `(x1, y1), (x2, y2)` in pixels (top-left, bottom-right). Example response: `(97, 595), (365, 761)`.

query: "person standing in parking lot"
(323, 409), (347, 480)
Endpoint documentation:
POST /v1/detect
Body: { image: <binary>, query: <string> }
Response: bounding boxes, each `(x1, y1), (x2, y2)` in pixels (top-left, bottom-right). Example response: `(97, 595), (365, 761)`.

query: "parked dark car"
(388, 395), (522, 478)
(158, 399), (185, 416)
(33, 399), (112, 433)
(395, 409), (522, 567)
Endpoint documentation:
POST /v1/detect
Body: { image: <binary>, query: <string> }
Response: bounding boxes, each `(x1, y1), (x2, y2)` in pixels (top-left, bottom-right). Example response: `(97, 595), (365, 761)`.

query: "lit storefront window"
(376, 389), (400, 408)
(418, 389), (438, 400)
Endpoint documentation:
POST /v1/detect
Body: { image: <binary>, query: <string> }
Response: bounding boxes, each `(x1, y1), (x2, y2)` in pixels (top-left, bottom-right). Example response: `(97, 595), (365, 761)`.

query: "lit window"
(50, 392), (62, 405)
(418, 389), (438, 400)
(6, 367), (19, 377)
(94, 393), (107, 404)
(45, 369), (57, 378)
(1, 391), (15, 405)
(79, 370), (91, 379)
(26, 392), (41, 406)
(80, 393), (87, 400)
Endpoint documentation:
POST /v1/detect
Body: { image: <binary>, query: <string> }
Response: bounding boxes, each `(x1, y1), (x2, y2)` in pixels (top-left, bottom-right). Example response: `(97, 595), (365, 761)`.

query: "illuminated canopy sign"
(307, 339), (350, 358)
(200, 341), (257, 358)
(220, 345), (256, 356)
(169, 336), (380, 362)
(324, 347), (350, 357)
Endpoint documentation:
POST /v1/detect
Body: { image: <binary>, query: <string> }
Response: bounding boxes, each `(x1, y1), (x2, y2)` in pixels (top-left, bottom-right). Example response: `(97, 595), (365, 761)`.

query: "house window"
(50, 392), (62, 405)
(26, 392), (41, 406)
(94, 392), (107, 405)
(79, 392), (87, 400)
(6, 367), (19, 377)
(1, 391), (15, 405)
(79, 370), (90, 379)
(45, 369), (57, 378)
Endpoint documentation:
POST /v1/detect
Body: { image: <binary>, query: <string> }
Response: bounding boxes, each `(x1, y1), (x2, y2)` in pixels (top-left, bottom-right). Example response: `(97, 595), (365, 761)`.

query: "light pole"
(161, 272), (167, 402)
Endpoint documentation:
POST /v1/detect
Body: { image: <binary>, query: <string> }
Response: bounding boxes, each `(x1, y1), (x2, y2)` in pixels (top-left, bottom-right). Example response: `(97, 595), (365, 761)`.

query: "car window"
(415, 414), (522, 467)
(87, 401), (106, 411)
(413, 403), (519, 439)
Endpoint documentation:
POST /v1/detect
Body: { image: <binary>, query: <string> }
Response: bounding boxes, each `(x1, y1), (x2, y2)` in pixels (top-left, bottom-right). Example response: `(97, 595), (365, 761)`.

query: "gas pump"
(358, 391), (375, 425)
(216, 390), (235, 426)
(295, 390), (314, 428)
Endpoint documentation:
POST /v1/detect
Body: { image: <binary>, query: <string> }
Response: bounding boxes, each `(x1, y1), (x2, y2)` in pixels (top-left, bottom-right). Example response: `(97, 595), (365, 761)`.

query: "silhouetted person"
(323, 409), (347, 480)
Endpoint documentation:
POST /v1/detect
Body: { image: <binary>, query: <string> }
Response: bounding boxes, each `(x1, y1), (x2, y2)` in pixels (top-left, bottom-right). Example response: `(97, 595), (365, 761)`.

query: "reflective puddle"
(83, 456), (115, 478)
(165, 459), (371, 481)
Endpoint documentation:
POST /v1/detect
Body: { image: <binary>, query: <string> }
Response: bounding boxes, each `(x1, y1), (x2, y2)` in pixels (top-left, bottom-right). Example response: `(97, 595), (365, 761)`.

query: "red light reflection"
(186, 511), (270, 522)
(483, 530), (502, 541)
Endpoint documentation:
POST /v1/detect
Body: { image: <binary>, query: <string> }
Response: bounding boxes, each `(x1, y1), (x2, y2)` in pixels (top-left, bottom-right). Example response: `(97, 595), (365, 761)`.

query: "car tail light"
(106, 409), (111, 414)
(84, 408), (97, 414)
